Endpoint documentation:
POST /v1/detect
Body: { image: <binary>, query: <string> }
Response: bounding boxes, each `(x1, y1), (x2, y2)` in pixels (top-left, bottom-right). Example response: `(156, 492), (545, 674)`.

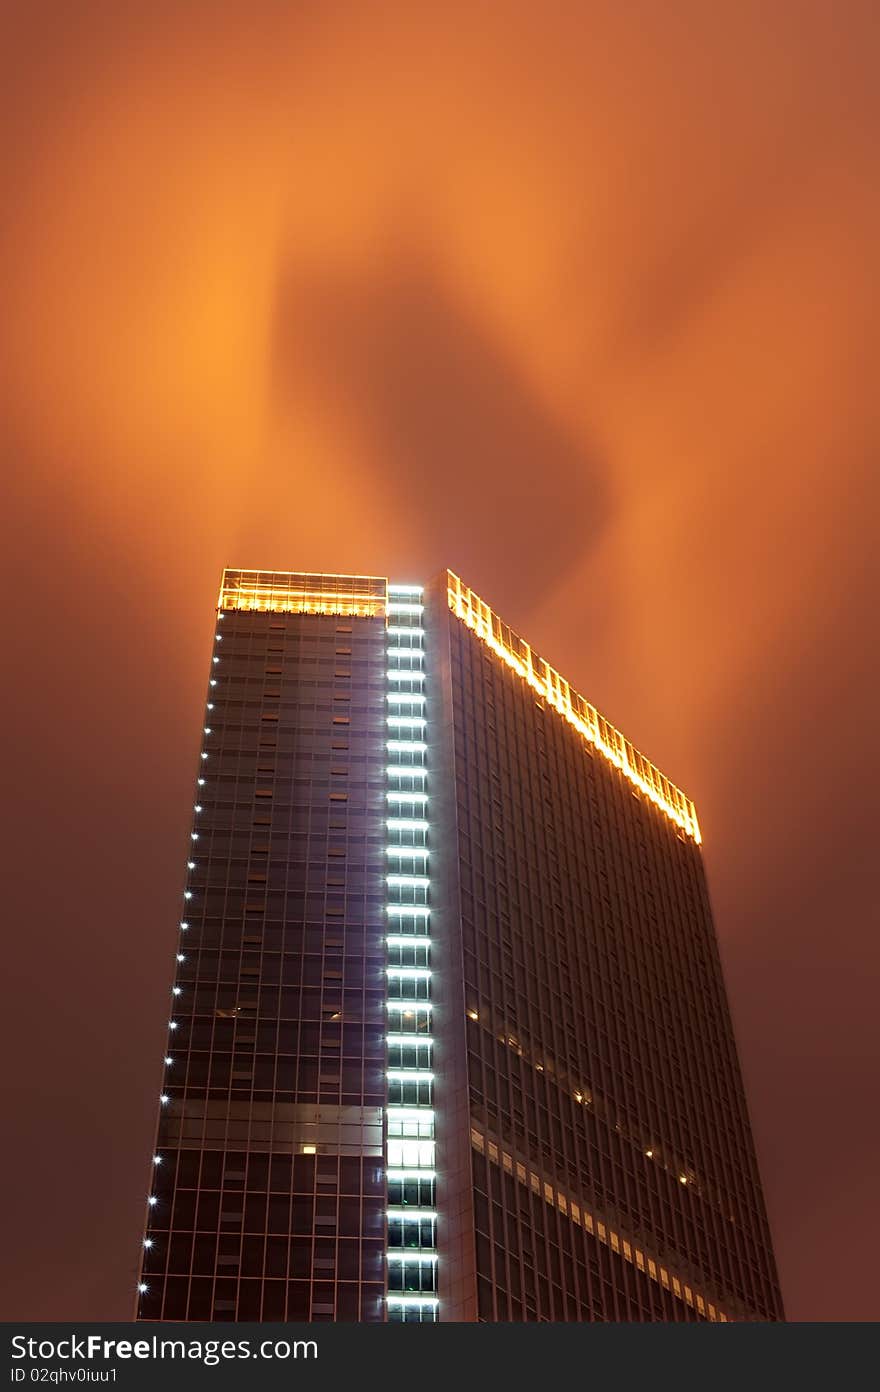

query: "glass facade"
(428, 571), (784, 1322)
(384, 588), (438, 1321)
(137, 573), (388, 1322)
(136, 566), (783, 1323)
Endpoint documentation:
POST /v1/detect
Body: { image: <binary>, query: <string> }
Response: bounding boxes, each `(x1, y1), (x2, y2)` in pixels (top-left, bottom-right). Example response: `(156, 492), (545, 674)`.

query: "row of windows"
(138, 1276), (385, 1323)
(151, 1150), (380, 1193)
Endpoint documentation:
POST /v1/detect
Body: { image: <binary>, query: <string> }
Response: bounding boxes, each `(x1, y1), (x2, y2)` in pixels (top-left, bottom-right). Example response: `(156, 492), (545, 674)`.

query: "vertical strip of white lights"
(384, 584), (438, 1322)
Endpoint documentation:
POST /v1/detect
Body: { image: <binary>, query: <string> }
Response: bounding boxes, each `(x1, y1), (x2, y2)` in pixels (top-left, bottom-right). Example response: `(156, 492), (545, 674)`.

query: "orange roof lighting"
(218, 567), (387, 618)
(446, 570), (701, 843)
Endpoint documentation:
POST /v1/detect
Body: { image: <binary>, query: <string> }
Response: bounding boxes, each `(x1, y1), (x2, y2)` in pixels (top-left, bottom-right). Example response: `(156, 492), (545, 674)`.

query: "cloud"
(1, 0), (878, 1321)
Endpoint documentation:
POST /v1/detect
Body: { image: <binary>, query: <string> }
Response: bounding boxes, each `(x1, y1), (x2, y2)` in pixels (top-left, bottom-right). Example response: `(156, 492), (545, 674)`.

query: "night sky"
(2, 1), (878, 1322)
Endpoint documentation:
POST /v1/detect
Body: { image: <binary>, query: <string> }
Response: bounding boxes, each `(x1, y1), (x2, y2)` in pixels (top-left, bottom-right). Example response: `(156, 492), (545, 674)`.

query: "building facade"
(136, 567), (783, 1323)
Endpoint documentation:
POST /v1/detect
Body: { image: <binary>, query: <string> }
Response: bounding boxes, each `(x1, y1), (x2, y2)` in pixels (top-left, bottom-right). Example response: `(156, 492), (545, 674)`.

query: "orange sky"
(2, 0), (878, 1320)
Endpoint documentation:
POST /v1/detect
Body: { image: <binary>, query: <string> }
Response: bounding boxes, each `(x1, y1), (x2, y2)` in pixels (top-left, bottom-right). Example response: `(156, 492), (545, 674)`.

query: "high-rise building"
(136, 567), (783, 1323)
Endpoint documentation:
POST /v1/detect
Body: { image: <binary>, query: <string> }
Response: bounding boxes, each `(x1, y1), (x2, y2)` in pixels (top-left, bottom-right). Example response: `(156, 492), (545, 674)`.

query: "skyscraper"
(136, 567), (783, 1323)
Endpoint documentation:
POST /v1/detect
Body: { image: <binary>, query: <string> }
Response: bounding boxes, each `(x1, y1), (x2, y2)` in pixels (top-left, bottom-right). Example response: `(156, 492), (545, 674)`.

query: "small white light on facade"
(187, 861), (195, 870)
(466, 1009), (479, 1021)
(153, 1156), (162, 1165)
(679, 1175), (689, 1185)
(160, 1094), (169, 1104)
(180, 921), (189, 929)
(184, 891), (193, 899)
(212, 657), (220, 664)
(215, 634), (222, 640)
(197, 778), (205, 786)
(147, 1197), (157, 1206)
(177, 953), (185, 962)
(164, 1057), (173, 1065)
(172, 987), (181, 995)
(194, 805), (202, 813)
(143, 1238), (153, 1248)
(645, 1149), (654, 1159)
(210, 679), (217, 686)
(168, 1021), (178, 1030)
(191, 833), (199, 840)
(204, 728), (211, 735)
(302, 1145), (316, 1155)
(138, 1283), (148, 1293)
(200, 753), (208, 760)
(206, 703), (214, 710)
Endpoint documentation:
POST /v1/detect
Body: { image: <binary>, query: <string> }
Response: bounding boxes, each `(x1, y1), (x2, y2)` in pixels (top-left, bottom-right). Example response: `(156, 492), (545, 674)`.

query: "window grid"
(384, 585), (438, 1323)
(136, 589), (389, 1322)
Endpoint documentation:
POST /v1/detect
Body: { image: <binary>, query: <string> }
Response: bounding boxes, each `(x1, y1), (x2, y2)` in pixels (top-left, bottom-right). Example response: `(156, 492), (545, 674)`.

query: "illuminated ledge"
(218, 567), (387, 618)
(446, 570), (701, 843)
(471, 1126), (730, 1321)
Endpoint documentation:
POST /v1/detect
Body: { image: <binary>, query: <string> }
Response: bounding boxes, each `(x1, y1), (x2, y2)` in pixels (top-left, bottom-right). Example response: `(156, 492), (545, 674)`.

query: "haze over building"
(136, 568), (783, 1323)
